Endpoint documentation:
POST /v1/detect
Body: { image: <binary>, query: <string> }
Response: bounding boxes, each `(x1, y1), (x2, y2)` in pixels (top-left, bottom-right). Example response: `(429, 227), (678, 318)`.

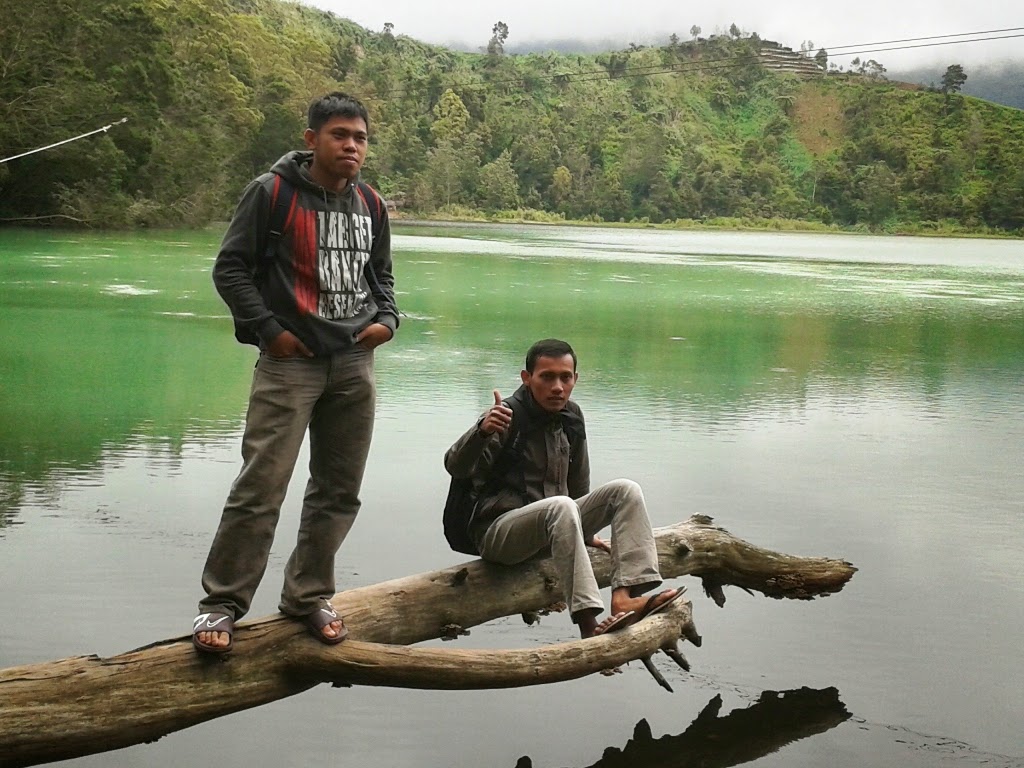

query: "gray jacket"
(444, 386), (590, 543)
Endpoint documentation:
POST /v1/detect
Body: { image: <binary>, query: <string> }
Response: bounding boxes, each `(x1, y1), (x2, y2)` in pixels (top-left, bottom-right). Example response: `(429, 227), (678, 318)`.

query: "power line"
(0, 118), (128, 165)
(363, 28), (1024, 102)
(816, 33), (1024, 61)
(818, 26), (1024, 52)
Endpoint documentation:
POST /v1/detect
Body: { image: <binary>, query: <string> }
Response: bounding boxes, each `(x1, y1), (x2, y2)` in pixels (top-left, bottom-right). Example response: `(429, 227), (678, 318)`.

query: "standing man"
(444, 339), (681, 639)
(192, 92), (398, 653)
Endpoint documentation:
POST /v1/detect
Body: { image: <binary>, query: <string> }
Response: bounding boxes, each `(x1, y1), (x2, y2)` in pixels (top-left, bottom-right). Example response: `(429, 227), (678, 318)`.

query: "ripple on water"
(101, 284), (160, 296)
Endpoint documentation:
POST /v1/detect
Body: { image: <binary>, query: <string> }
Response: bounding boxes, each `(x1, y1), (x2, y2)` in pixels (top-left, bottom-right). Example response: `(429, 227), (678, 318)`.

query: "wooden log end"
(763, 560), (857, 600)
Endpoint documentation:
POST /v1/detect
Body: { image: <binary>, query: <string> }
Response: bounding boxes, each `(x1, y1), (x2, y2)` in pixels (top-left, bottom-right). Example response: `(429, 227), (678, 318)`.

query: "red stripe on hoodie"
(292, 207), (318, 316)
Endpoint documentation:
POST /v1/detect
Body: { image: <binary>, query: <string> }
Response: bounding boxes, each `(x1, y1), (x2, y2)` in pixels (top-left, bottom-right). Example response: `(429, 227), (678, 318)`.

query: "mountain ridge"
(1, 0), (1021, 233)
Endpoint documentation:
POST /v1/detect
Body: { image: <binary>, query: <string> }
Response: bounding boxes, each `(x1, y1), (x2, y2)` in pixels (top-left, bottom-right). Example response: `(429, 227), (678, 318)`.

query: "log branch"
(0, 516), (855, 766)
(292, 602), (693, 690)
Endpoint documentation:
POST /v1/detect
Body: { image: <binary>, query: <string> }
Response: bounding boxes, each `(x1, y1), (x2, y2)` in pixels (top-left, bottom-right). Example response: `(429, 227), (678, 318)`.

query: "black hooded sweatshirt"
(213, 150), (398, 355)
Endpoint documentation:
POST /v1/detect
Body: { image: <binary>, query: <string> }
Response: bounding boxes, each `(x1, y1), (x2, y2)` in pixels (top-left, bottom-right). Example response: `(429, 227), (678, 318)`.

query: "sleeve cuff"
(257, 317), (286, 345)
(374, 313), (399, 336)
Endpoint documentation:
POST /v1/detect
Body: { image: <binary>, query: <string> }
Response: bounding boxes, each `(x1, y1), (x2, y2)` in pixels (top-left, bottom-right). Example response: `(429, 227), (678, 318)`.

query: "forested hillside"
(2, 0), (1022, 233)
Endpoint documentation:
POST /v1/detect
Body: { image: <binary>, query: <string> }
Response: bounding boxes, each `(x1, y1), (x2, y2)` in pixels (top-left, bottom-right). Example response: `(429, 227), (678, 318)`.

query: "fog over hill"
(889, 61), (1024, 110)
(308, 0), (1022, 67)
(497, 37), (1023, 111)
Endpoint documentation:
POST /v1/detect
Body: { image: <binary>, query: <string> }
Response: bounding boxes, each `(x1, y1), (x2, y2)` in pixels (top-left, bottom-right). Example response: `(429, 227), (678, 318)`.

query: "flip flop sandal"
(303, 604), (349, 645)
(593, 609), (637, 635)
(640, 587), (687, 620)
(192, 612), (234, 654)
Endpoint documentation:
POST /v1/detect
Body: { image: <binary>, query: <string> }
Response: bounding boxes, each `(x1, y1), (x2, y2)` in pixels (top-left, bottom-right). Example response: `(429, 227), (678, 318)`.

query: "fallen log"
(0, 515), (856, 767)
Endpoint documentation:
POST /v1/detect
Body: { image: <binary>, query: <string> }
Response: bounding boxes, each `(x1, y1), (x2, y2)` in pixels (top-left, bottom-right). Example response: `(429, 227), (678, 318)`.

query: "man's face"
(521, 354), (578, 413)
(304, 115), (368, 182)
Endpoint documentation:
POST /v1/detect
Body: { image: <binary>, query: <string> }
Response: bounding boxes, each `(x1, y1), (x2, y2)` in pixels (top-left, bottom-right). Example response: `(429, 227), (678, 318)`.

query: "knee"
(609, 478), (644, 503)
(547, 497), (582, 532)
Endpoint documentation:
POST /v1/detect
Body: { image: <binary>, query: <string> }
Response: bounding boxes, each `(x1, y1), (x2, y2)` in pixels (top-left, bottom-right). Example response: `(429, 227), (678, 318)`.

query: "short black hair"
(307, 92), (369, 132)
(525, 339), (577, 373)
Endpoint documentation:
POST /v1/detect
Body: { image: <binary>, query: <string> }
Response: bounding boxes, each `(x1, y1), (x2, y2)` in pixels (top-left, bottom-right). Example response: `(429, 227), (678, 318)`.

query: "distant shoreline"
(389, 212), (1023, 240)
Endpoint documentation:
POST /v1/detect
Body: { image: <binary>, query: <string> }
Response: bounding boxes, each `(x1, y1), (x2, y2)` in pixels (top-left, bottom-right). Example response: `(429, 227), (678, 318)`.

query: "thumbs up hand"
(479, 389), (514, 435)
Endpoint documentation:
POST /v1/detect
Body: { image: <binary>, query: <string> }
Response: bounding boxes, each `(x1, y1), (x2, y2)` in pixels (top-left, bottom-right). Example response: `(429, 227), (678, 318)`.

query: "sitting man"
(444, 338), (682, 638)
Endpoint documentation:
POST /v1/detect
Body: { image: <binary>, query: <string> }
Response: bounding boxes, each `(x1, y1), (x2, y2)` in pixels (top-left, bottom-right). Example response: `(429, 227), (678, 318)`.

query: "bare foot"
(578, 610), (635, 639)
(594, 611), (633, 635)
(610, 587), (681, 618)
(195, 630), (231, 649)
(192, 612), (233, 653)
(302, 604), (349, 644)
(319, 619), (344, 640)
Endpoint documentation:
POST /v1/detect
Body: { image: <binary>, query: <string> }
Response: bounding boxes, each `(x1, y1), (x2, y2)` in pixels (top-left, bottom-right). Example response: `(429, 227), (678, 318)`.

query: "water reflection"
(515, 687), (850, 768)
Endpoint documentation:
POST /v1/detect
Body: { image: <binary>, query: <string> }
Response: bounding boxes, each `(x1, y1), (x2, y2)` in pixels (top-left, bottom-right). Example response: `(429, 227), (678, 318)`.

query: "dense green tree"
(980, 163), (1024, 229)
(550, 166), (573, 208)
(941, 64), (968, 94)
(478, 151), (520, 210)
(852, 161), (899, 225)
(431, 89), (470, 144)
(418, 141), (461, 208)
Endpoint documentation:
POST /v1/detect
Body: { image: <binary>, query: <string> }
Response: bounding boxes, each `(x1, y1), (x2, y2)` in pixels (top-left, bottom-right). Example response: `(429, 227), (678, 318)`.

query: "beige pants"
(478, 479), (662, 616)
(199, 347), (375, 620)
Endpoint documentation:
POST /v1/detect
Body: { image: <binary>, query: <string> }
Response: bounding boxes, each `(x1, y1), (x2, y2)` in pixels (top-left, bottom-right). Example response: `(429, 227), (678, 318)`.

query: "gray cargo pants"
(478, 479), (662, 617)
(199, 347), (375, 620)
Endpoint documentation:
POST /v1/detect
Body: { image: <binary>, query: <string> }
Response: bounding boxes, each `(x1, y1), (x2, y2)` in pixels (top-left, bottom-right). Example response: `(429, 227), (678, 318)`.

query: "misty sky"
(304, 0), (1021, 70)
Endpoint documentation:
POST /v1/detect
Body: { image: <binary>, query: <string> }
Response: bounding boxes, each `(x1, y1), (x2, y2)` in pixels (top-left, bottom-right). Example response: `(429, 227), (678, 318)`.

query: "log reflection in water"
(515, 686), (850, 768)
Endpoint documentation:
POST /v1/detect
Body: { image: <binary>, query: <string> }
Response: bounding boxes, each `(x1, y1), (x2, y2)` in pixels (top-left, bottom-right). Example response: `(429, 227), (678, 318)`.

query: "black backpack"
(443, 401), (525, 556)
(442, 397), (585, 556)
(232, 173), (385, 346)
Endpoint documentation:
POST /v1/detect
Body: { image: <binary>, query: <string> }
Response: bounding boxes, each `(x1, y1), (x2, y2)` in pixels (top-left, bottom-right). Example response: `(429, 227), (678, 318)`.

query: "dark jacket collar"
(507, 384), (584, 438)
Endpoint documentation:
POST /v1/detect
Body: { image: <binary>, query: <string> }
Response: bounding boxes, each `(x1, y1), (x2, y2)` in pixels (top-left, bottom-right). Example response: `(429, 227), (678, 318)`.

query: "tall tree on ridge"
(941, 64), (967, 94)
(488, 21), (509, 55)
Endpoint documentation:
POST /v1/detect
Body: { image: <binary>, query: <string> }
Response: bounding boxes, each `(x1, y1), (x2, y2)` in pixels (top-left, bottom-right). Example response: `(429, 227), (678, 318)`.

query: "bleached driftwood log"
(0, 515), (855, 767)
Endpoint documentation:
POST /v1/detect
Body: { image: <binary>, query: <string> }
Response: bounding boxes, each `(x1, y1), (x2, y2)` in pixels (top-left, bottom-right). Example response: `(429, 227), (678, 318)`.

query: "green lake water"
(1, 224), (1022, 767)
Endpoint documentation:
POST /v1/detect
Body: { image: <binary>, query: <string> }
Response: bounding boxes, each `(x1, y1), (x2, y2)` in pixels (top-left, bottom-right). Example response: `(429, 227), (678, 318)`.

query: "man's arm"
(357, 206), (398, 347)
(212, 178), (287, 346)
(444, 391), (513, 478)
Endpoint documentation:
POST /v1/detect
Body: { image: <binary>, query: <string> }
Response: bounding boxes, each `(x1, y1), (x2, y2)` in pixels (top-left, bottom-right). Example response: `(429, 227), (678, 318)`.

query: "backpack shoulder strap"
(355, 181), (383, 239)
(265, 174), (297, 264)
